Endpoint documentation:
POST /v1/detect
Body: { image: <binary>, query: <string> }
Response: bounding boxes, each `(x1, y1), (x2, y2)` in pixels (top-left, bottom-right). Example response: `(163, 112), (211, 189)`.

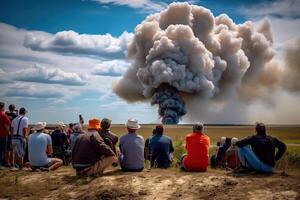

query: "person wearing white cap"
(119, 118), (144, 172)
(28, 122), (63, 171)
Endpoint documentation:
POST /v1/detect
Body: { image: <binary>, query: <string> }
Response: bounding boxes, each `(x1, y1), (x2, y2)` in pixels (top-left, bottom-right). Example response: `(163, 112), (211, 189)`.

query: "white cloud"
(93, 0), (167, 13)
(240, 0), (300, 19)
(24, 30), (134, 59)
(92, 60), (130, 76)
(12, 64), (87, 86)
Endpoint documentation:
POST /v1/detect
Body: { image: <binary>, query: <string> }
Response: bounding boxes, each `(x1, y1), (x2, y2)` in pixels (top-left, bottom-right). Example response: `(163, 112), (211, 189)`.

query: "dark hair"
(69, 123), (74, 127)
(8, 104), (16, 112)
(152, 128), (157, 135)
(256, 122), (266, 136)
(217, 141), (220, 147)
(155, 125), (164, 135)
(0, 102), (4, 109)
(19, 107), (26, 115)
(225, 137), (231, 144)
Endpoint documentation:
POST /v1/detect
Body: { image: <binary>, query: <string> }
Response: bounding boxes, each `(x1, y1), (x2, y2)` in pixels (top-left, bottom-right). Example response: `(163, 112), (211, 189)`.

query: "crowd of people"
(0, 101), (287, 176)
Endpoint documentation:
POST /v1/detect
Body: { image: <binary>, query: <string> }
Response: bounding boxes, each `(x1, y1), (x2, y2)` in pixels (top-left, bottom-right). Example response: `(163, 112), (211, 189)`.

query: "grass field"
(109, 124), (300, 170)
(0, 125), (299, 199)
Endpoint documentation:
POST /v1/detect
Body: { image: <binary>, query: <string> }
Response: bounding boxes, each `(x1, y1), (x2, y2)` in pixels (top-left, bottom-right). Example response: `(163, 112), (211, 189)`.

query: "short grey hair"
(193, 122), (204, 132)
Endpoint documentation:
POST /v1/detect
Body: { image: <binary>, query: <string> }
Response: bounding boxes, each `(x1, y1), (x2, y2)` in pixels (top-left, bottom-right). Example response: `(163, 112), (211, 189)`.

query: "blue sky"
(0, 0), (299, 124)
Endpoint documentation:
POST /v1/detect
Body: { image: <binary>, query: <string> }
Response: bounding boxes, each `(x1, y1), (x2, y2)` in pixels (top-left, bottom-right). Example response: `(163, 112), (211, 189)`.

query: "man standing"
(235, 122), (287, 173)
(72, 118), (117, 176)
(5, 104), (18, 167)
(181, 123), (210, 172)
(11, 107), (28, 170)
(119, 118), (144, 172)
(0, 102), (11, 166)
(28, 122), (63, 171)
(149, 125), (174, 168)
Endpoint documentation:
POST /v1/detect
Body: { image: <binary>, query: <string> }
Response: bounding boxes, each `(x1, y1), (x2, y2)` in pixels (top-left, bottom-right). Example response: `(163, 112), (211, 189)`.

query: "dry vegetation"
(1, 125), (299, 199)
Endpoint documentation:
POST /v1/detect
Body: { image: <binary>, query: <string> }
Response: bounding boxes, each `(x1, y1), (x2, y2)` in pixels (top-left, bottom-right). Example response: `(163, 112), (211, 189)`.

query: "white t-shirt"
(11, 115), (29, 137)
(28, 132), (52, 166)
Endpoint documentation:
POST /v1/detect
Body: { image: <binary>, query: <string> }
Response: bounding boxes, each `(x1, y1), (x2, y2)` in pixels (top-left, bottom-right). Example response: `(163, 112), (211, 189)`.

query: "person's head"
(73, 124), (82, 132)
(101, 118), (112, 130)
(126, 118), (141, 133)
(220, 136), (226, 146)
(193, 122), (204, 133)
(33, 122), (47, 132)
(88, 118), (101, 131)
(231, 137), (238, 146)
(69, 123), (74, 128)
(57, 122), (66, 131)
(255, 122), (266, 136)
(155, 125), (164, 135)
(0, 102), (4, 112)
(19, 107), (27, 115)
(152, 128), (157, 135)
(225, 137), (231, 145)
(8, 104), (16, 112)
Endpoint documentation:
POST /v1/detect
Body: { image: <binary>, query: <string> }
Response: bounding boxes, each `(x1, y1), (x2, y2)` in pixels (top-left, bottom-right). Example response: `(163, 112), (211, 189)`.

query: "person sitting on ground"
(181, 122), (210, 172)
(67, 123), (74, 139)
(51, 122), (69, 150)
(98, 118), (118, 154)
(5, 104), (18, 167)
(225, 137), (240, 170)
(145, 129), (156, 161)
(51, 122), (70, 163)
(235, 122), (287, 173)
(149, 125), (174, 168)
(28, 122), (63, 171)
(11, 107), (28, 170)
(0, 102), (11, 167)
(210, 141), (221, 169)
(70, 124), (84, 151)
(216, 137), (232, 168)
(72, 118), (117, 176)
(119, 118), (144, 172)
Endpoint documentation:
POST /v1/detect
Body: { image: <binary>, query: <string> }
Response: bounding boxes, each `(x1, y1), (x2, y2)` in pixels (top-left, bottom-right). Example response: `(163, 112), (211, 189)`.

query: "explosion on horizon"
(113, 2), (300, 124)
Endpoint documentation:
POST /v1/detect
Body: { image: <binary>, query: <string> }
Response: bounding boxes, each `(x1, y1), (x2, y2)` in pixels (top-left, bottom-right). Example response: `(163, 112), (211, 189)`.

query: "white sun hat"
(125, 118), (141, 129)
(34, 122), (47, 131)
(58, 121), (66, 128)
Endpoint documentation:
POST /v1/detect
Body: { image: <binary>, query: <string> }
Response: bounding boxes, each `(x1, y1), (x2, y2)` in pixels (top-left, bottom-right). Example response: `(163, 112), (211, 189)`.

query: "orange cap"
(88, 118), (101, 130)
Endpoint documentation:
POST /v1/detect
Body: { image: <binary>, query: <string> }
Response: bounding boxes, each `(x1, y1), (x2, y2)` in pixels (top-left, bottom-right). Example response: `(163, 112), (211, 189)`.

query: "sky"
(0, 0), (299, 124)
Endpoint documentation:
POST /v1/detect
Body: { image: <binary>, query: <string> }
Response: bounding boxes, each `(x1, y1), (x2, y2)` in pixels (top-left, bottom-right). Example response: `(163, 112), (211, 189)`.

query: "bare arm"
(47, 145), (53, 156)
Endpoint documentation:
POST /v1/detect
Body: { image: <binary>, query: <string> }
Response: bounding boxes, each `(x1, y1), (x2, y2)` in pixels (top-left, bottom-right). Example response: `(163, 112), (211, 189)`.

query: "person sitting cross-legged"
(149, 125), (174, 168)
(235, 122), (287, 173)
(119, 118), (144, 172)
(28, 122), (63, 171)
(181, 122), (210, 172)
(72, 118), (118, 176)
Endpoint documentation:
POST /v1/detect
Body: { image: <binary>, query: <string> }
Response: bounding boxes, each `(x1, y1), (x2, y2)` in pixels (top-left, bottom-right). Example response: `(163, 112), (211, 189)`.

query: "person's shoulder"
(137, 134), (144, 140)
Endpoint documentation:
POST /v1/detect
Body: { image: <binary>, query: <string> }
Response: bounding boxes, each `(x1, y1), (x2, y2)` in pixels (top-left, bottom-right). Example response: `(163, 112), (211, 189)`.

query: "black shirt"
(236, 134), (287, 167)
(5, 111), (18, 121)
(51, 130), (68, 149)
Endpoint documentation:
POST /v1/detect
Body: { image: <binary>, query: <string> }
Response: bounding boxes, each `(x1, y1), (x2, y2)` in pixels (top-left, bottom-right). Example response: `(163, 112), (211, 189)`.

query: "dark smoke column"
(151, 85), (186, 124)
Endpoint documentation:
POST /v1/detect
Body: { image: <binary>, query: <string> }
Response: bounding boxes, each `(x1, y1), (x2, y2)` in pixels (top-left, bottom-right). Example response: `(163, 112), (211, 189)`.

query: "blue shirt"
(119, 133), (144, 170)
(28, 132), (52, 166)
(149, 134), (174, 168)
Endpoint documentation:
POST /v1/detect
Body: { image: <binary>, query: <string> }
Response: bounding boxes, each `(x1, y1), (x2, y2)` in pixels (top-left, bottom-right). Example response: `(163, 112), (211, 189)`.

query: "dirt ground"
(1, 167), (300, 200)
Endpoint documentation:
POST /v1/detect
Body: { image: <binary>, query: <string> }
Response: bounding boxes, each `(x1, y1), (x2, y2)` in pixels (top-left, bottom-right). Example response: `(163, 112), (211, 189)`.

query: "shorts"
(31, 158), (53, 169)
(6, 135), (12, 150)
(12, 138), (26, 157)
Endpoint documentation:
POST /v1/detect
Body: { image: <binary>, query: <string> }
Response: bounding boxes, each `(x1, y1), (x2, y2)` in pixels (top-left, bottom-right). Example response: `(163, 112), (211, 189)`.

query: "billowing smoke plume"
(113, 2), (298, 124)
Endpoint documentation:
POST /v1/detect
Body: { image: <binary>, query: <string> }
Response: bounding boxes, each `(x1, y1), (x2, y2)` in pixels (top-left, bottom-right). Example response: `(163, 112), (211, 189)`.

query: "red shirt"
(0, 111), (11, 137)
(183, 132), (210, 171)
